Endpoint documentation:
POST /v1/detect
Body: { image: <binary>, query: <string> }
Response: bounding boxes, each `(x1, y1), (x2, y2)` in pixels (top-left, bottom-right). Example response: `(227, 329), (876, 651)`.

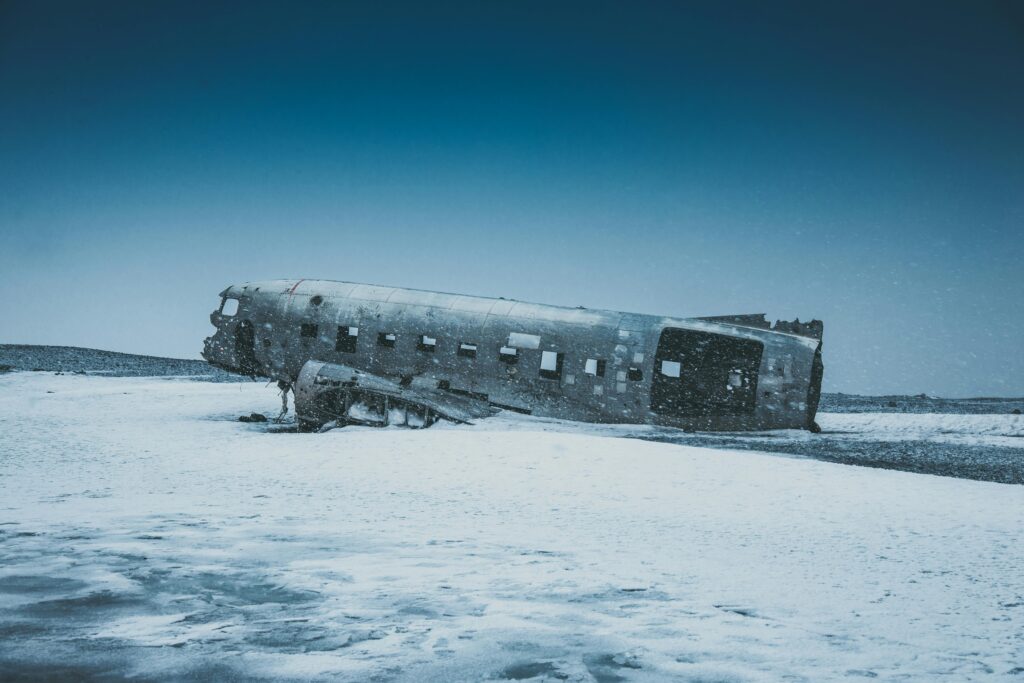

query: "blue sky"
(1, 1), (1021, 396)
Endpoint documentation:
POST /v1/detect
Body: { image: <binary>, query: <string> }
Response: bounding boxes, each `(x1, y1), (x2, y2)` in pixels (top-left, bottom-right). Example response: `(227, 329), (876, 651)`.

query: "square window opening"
(660, 360), (682, 378)
(300, 323), (318, 339)
(418, 335), (437, 352)
(458, 342), (478, 358)
(378, 332), (396, 348)
(627, 366), (643, 381)
(584, 358), (606, 377)
(539, 351), (564, 380)
(499, 346), (518, 364)
(221, 298), (239, 316)
(336, 325), (359, 353)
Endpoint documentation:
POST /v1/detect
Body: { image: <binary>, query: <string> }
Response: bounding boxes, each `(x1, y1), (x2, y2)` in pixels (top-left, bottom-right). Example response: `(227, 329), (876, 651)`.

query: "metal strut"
(275, 380), (291, 422)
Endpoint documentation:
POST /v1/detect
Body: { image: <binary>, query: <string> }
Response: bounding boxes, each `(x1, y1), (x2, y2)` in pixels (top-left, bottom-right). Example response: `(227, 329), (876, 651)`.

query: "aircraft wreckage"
(202, 279), (824, 432)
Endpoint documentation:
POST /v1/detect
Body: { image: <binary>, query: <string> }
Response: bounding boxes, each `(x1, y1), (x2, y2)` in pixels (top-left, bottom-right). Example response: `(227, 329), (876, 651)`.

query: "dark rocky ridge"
(0, 345), (243, 382)
(821, 392), (1024, 415)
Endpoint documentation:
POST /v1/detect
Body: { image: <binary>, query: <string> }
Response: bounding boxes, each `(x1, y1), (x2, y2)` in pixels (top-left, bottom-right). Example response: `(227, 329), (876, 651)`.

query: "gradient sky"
(1, 1), (1022, 396)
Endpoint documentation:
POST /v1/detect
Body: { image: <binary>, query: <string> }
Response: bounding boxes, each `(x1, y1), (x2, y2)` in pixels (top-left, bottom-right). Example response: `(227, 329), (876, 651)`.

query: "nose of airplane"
(202, 288), (264, 377)
(202, 319), (238, 372)
(201, 290), (235, 368)
(201, 333), (216, 363)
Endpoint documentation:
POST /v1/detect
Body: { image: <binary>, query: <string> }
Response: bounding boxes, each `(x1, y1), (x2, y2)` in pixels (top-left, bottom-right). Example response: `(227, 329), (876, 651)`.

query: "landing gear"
(275, 380), (291, 423)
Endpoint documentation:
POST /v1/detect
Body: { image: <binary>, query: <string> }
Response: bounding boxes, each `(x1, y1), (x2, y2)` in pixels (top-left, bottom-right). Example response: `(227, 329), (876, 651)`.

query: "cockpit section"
(202, 290), (264, 378)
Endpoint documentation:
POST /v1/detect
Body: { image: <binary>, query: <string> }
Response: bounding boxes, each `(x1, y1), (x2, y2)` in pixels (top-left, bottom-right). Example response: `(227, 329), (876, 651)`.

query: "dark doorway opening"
(234, 320), (261, 376)
(651, 328), (763, 417)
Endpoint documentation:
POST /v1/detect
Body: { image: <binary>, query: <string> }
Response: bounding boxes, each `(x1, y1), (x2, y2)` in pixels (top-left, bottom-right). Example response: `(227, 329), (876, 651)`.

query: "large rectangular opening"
(650, 328), (763, 417)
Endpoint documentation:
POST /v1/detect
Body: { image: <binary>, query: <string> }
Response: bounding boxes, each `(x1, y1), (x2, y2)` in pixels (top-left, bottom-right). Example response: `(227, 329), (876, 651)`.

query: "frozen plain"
(1, 372), (1022, 681)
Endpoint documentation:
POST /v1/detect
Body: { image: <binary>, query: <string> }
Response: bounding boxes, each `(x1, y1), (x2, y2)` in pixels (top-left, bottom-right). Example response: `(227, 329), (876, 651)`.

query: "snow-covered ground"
(1, 373), (1022, 681)
(818, 412), (1024, 447)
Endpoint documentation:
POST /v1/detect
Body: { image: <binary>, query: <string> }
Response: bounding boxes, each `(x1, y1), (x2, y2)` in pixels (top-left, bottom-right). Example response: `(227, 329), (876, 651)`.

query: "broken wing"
(293, 360), (496, 429)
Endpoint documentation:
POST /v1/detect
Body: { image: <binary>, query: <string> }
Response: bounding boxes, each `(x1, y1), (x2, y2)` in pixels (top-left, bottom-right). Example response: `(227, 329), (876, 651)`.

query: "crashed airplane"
(202, 280), (824, 432)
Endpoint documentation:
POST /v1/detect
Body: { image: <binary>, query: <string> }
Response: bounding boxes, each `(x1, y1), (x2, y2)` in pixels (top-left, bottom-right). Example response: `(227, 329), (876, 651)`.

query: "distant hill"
(1, 345), (1021, 413)
(822, 392), (1023, 415)
(0, 345), (244, 382)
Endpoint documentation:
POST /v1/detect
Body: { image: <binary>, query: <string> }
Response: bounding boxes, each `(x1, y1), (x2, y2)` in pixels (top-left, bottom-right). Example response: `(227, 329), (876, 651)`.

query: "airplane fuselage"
(202, 279), (824, 431)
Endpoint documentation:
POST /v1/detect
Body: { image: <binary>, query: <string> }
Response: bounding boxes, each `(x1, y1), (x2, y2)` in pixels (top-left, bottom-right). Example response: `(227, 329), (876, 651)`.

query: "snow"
(1, 372), (1022, 681)
(817, 412), (1024, 447)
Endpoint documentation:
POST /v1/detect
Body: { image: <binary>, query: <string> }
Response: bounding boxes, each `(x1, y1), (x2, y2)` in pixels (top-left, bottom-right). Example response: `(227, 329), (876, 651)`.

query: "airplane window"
(458, 342), (478, 358)
(507, 332), (541, 349)
(499, 346), (518, 363)
(628, 366), (643, 381)
(584, 358), (606, 377)
(418, 335), (437, 352)
(336, 325), (358, 353)
(660, 360), (681, 377)
(378, 332), (396, 348)
(540, 351), (563, 380)
(300, 323), (318, 339)
(221, 298), (239, 316)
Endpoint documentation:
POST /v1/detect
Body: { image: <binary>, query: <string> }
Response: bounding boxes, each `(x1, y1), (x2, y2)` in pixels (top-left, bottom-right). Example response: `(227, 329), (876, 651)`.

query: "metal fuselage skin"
(202, 279), (823, 431)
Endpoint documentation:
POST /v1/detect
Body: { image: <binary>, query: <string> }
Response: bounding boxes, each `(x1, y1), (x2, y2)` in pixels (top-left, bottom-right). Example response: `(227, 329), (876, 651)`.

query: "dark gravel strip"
(629, 431), (1024, 485)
